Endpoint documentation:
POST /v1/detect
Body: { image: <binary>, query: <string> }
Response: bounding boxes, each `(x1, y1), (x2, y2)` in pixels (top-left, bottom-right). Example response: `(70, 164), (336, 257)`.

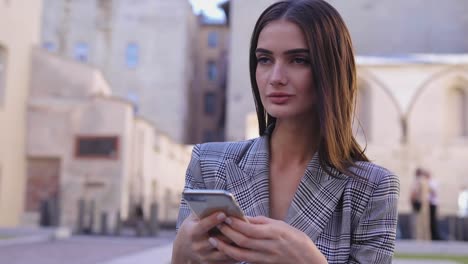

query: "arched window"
(454, 88), (468, 137)
(0, 45), (7, 106)
(355, 80), (372, 141)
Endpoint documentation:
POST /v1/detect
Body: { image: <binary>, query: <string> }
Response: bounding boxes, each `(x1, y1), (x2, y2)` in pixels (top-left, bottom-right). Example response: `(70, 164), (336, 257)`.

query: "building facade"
(25, 48), (192, 229)
(0, 0), (43, 227)
(187, 15), (229, 144)
(41, 0), (197, 143)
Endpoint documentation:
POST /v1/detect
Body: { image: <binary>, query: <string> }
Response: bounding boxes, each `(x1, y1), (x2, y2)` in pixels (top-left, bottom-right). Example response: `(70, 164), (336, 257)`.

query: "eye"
(257, 57), (272, 65)
(292, 57), (310, 65)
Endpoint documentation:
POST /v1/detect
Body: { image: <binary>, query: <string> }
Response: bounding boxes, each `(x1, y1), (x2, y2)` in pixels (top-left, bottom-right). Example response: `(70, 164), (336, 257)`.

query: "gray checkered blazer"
(176, 135), (400, 264)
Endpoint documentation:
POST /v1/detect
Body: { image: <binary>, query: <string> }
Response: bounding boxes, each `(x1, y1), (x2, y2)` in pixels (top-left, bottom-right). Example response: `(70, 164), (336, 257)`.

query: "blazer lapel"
(285, 154), (348, 242)
(225, 136), (271, 217)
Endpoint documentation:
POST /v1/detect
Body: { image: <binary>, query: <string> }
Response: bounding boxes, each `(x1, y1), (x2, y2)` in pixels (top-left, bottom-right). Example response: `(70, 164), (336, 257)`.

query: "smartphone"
(182, 189), (248, 222)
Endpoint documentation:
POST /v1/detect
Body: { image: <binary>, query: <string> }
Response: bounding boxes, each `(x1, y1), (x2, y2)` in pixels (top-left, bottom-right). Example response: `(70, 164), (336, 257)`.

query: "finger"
(215, 233), (234, 245)
(193, 212), (227, 236)
(199, 249), (238, 263)
(246, 215), (271, 224)
(225, 216), (274, 240)
(217, 223), (272, 252)
(209, 237), (267, 263)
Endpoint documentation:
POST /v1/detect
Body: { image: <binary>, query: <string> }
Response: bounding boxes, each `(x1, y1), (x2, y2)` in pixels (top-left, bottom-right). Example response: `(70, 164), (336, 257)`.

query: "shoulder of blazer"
(349, 161), (399, 186)
(346, 161), (400, 206)
(196, 138), (258, 164)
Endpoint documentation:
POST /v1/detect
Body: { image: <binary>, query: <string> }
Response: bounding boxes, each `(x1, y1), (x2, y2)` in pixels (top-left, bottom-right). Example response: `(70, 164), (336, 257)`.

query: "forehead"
(257, 20), (308, 50)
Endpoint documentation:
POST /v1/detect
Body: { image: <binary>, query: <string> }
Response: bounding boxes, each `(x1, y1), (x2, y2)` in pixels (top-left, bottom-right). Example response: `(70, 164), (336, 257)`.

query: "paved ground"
(1, 227), (468, 264)
(99, 239), (468, 264)
(0, 230), (175, 264)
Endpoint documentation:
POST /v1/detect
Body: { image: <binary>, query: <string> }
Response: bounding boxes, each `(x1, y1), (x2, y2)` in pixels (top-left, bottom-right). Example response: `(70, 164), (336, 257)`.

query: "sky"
(189, 0), (226, 20)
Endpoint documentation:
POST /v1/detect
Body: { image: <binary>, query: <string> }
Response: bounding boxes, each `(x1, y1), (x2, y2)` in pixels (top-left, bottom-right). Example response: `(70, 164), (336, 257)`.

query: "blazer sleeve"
(348, 173), (400, 264)
(175, 144), (207, 231)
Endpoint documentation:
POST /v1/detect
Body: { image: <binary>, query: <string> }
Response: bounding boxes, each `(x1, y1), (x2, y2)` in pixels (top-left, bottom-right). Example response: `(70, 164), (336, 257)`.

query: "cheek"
(298, 74), (315, 102)
(256, 70), (268, 91)
(255, 69), (265, 85)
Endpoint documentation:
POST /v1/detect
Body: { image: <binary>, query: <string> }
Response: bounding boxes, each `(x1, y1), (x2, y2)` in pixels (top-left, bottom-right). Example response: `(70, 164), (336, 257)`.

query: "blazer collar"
(285, 154), (348, 241)
(224, 135), (348, 241)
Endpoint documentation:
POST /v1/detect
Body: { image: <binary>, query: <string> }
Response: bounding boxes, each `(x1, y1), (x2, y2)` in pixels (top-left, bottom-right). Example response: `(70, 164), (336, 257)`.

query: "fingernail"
(208, 237), (218, 247)
(217, 212), (226, 221)
(225, 217), (232, 225)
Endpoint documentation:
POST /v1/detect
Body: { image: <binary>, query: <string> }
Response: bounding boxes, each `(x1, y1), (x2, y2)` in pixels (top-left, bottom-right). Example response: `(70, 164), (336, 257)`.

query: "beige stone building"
(0, 0), (43, 227)
(187, 15), (229, 144)
(25, 48), (192, 229)
(41, 0), (198, 143)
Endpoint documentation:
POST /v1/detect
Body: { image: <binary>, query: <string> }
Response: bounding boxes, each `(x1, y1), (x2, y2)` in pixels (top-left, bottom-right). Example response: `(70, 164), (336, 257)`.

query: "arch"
(357, 67), (405, 143)
(0, 44), (7, 105)
(354, 78), (372, 141)
(408, 67), (468, 143)
(407, 65), (468, 120)
(358, 67), (403, 117)
(452, 86), (468, 137)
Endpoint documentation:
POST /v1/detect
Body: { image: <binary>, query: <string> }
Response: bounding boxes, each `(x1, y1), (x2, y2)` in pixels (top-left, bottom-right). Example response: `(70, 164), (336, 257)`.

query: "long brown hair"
(249, 0), (369, 176)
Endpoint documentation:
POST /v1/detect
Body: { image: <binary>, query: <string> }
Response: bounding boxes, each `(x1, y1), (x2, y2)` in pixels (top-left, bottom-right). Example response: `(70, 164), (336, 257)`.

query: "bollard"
(48, 197), (59, 226)
(463, 217), (468, 241)
(447, 216), (455, 240)
(39, 199), (50, 226)
(77, 199), (85, 234)
(114, 211), (122, 236)
(149, 203), (160, 236)
(100, 211), (108, 235)
(88, 200), (96, 234)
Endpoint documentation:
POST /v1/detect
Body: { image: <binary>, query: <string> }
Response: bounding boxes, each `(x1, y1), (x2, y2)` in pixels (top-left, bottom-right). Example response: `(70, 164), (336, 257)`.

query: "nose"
(269, 62), (288, 86)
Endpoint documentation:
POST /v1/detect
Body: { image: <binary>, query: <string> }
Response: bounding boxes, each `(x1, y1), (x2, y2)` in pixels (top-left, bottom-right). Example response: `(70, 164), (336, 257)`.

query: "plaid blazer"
(176, 136), (400, 264)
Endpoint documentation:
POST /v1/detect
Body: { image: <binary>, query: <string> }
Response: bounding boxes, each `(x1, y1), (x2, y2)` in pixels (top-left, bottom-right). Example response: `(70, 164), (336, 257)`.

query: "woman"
(172, 0), (399, 263)
(410, 168), (430, 240)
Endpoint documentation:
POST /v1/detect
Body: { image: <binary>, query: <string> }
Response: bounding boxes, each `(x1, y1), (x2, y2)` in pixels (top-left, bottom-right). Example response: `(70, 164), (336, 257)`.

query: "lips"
(267, 93), (293, 104)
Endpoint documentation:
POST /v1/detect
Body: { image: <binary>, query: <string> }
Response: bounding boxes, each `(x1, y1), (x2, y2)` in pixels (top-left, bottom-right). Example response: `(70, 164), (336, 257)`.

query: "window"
(42, 42), (56, 52)
(207, 61), (217, 81)
(75, 136), (119, 159)
(126, 43), (139, 68)
(204, 92), (216, 115)
(74, 42), (89, 62)
(208, 31), (218, 48)
(0, 45), (7, 106)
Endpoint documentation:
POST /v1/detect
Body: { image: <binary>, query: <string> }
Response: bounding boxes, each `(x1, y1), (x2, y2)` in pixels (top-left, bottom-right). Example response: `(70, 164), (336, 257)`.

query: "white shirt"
(458, 189), (468, 217)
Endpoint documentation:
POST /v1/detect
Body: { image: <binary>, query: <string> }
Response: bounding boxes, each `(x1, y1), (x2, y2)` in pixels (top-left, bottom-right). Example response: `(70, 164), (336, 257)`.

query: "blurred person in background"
(426, 171), (442, 240)
(458, 186), (468, 217)
(410, 167), (430, 240)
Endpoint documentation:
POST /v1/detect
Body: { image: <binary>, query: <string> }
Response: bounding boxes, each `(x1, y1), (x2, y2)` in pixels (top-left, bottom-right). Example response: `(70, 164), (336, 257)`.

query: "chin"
(266, 106), (314, 121)
(266, 110), (297, 120)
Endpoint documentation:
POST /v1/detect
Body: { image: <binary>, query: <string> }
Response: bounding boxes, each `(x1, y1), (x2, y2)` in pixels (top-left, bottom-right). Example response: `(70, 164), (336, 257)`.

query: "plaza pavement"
(100, 239), (468, 264)
(1, 227), (468, 264)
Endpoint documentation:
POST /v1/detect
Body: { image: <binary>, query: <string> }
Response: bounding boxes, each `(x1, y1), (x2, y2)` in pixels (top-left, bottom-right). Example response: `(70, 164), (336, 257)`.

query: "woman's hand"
(171, 212), (238, 264)
(210, 216), (328, 264)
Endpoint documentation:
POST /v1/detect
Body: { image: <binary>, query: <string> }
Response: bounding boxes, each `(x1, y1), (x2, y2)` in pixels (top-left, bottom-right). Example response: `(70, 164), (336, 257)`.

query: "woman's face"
(255, 20), (315, 121)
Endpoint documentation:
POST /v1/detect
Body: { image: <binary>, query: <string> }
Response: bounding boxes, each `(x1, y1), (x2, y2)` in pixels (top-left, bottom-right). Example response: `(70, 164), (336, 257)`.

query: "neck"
(269, 117), (319, 166)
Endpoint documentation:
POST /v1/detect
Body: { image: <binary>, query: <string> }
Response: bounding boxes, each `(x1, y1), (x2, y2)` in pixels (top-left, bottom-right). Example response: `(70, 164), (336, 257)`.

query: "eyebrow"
(255, 48), (310, 55)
